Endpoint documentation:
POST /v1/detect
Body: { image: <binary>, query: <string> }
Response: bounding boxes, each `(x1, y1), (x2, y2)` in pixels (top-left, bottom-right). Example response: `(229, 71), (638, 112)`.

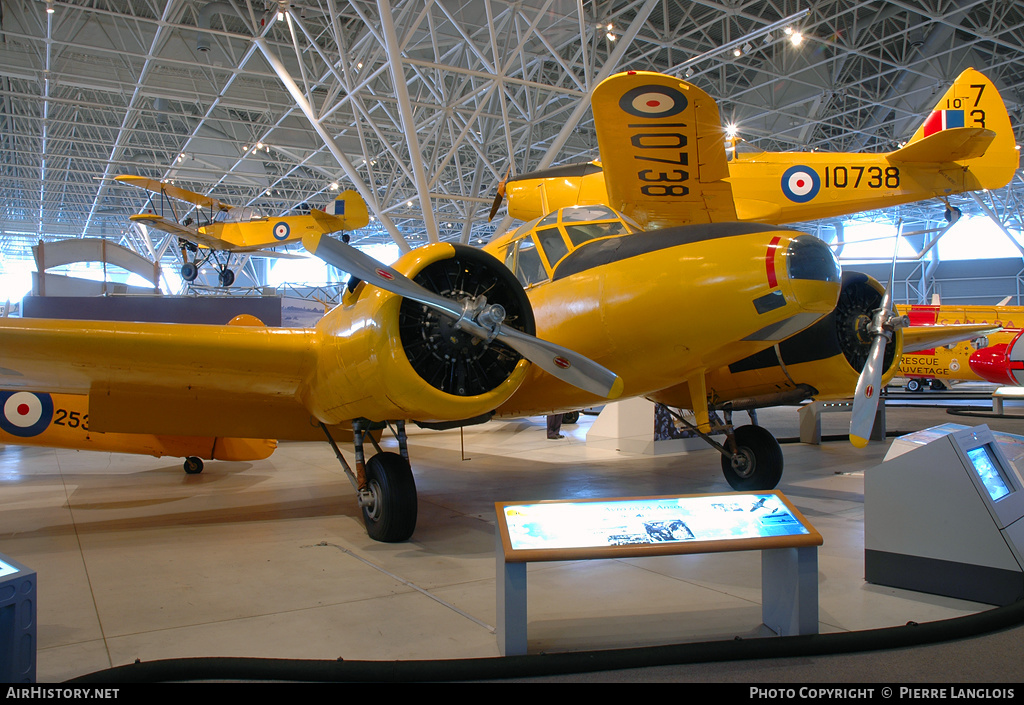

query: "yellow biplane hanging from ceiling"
(117, 175), (369, 287)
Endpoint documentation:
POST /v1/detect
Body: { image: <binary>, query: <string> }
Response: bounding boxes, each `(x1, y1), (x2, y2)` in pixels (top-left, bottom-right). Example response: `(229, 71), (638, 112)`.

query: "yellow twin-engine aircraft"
(1, 204), (853, 543)
(491, 67), (1018, 229)
(0, 389), (276, 474)
(117, 175), (369, 287)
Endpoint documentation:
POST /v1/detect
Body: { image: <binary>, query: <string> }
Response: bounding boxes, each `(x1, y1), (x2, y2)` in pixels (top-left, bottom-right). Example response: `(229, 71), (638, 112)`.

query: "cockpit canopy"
(493, 205), (640, 287)
(213, 206), (265, 224)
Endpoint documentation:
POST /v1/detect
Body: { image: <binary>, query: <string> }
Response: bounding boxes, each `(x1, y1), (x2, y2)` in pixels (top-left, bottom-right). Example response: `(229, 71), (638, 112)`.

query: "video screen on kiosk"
(967, 445), (1013, 502)
(0, 558), (20, 579)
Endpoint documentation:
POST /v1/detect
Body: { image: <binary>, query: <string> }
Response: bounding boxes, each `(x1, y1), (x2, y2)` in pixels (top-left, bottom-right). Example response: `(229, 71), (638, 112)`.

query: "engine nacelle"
(969, 329), (1024, 385)
(301, 243), (534, 424)
(652, 272), (902, 409)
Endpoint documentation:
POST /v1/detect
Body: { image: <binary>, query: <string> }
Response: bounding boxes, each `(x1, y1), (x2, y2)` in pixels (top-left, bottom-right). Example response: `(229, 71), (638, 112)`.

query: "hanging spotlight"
(742, 43), (753, 54)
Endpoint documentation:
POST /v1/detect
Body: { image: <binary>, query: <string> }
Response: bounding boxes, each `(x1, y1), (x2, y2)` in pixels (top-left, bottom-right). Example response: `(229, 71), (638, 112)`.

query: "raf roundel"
(780, 165), (821, 203)
(1, 391), (55, 438)
(273, 221), (291, 241)
(619, 85), (688, 118)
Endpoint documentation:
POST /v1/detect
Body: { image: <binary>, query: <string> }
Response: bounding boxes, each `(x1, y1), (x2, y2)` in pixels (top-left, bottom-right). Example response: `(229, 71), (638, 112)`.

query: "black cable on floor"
(64, 596), (1024, 683)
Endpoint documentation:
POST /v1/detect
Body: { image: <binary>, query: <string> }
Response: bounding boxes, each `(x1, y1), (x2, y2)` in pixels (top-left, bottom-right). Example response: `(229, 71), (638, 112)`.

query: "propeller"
(849, 257), (909, 448)
(304, 234), (624, 400)
(487, 166), (511, 222)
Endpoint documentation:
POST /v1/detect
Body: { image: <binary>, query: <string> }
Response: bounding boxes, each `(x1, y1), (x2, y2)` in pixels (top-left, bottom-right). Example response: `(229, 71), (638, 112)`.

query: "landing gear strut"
(665, 407), (784, 491)
(322, 419), (418, 542)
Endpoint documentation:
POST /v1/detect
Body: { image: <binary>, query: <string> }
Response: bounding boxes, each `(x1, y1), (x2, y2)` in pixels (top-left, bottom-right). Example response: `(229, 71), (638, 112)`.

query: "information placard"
(496, 491), (822, 563)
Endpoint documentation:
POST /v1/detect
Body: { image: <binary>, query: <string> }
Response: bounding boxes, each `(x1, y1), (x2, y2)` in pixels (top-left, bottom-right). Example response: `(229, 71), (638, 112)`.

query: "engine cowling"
(676, 271), (903, 408)
(302, 243), (534, 424)
(969, 329), (1024, 385)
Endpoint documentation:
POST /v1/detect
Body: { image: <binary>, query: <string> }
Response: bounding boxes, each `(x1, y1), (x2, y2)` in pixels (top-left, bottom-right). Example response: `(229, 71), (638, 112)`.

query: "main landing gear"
(177, 238), (235, 287)
(321, 419), (418, 543)
(665, 407), (784, 491)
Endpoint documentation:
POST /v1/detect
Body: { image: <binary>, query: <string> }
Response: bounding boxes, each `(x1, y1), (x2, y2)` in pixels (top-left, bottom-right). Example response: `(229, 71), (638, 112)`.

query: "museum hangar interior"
(3, 0), (1024, 684)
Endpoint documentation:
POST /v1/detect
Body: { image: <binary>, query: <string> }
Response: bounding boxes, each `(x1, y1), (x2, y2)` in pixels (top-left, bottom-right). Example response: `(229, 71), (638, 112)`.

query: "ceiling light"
(684, 68), (694, 78)
(733, 48), (742, 57)
(46, 1), (54, 13)
(330, 183), (339, 190)
(742, 43), (753, 54)
(790, 32), (804, 46)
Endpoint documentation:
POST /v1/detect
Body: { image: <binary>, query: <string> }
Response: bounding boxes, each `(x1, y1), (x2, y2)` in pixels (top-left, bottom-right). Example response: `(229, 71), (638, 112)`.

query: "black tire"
(721, 425), (784, 491)
(931, 379), (947, 391)
(180, 262), (198, 281)
(361, 452), (418, 543)
(183, 456), (204, 474)
(218, 268), (235, 287)
(561, 411), (580, 424)
(906, 379), (922, 392)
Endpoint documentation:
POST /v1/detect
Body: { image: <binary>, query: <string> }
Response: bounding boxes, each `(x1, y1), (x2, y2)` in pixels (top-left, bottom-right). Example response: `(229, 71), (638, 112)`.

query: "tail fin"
(325, 189), (370, 230)
(891, 68), (1018, 189)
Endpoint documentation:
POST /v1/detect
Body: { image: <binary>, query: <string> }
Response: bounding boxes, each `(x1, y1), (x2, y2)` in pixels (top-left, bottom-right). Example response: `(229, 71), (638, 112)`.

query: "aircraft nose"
(784, 234), (842, 314)
(787, 234), (841, 285)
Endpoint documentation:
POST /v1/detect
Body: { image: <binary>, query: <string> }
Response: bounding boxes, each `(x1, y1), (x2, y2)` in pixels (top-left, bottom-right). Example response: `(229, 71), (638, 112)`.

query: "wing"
(0, 317), (323, 440)
(129, 213), (240, 251)
(591, 71), (738, 227)
(902, 323), (1000, 353)
(116, 175), (232, 212)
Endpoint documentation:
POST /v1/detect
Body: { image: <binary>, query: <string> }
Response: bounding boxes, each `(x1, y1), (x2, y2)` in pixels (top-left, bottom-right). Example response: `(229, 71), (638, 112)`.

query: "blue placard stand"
(0, 553), (37, 683)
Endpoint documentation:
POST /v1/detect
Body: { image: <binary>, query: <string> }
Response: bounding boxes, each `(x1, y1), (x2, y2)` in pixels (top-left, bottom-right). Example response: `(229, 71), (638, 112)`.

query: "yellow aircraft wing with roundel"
(591, 70), (738, 228)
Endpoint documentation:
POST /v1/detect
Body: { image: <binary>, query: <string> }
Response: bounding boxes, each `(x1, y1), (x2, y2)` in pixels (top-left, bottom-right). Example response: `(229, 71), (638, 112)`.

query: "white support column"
(378, 0), (440, 244)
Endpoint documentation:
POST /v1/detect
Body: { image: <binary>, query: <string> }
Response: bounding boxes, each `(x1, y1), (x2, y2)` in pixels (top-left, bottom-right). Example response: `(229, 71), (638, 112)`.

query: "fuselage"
(484, 206), (842, 416)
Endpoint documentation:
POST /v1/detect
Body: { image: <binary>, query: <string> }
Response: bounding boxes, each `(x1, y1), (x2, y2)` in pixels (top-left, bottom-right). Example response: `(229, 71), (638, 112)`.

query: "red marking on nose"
(17, 404), (29, 416)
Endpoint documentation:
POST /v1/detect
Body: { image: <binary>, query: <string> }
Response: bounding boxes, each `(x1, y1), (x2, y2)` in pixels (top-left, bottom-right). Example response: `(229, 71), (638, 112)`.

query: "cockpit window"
(786, 235), (841, 283)
(504, 235), (548, 287)
(561, 205), (620, 222)
(564, 221), (628, 247)
(534, 227), (569, 268)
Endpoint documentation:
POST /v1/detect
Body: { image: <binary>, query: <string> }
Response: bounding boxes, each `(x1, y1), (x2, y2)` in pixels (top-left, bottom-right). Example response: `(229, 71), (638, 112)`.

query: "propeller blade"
(495, 325), (623, 399)
(305, 232), (462, 319)
(487, 166), (511, 222)
(303, 233), (623, 399)
(850, 333), (887, 448)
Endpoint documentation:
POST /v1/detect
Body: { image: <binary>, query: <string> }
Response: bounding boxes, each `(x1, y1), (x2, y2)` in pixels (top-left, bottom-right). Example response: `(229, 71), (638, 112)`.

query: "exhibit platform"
(2, 398), (1024, 683)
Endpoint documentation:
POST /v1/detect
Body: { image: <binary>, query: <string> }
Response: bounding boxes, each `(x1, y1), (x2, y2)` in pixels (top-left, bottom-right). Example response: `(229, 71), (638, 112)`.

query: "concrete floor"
(3, 393), (1024, 683)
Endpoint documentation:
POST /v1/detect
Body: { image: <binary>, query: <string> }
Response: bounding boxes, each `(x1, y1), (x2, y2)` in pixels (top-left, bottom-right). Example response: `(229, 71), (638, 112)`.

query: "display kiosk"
(865, 424), (1024, 605)
(0, 553), (36, 683)
(495, 491), (822, 655)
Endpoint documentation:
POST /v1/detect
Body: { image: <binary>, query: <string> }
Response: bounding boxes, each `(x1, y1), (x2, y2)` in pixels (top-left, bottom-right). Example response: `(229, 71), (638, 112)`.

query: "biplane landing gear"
(183, 456), (204, 474)
(720, 424), (783, 491)
(180, 262), (199, 282)
(321, 419), (418, 543)
(218, 267), (235, 287)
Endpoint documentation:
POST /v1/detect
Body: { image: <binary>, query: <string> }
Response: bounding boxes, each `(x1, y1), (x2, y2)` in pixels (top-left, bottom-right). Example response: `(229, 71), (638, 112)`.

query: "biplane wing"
(116, 175), (232, 213)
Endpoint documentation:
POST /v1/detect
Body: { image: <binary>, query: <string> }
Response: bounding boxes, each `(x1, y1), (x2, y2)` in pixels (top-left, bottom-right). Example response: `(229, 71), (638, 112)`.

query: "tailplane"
(890, 68), (1018, 190)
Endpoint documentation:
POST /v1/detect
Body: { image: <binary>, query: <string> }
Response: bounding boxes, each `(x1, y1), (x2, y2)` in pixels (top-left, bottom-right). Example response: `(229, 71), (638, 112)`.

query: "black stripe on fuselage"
(552, 222), (798, 281)
(506, 162), (603, 184)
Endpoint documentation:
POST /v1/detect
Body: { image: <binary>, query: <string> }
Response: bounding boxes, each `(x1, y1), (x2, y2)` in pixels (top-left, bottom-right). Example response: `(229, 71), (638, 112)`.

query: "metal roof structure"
(2, 0), (1023, 288)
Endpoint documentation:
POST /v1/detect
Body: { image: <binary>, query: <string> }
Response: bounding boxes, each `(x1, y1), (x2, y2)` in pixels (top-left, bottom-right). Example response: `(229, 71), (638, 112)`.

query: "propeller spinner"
(304, 234), (624, 400)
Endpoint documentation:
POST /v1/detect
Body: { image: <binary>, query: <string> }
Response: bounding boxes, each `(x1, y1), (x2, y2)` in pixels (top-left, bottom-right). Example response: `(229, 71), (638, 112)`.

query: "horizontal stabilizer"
(889, 127), (995, 163)
(902, 323), (1000, 353)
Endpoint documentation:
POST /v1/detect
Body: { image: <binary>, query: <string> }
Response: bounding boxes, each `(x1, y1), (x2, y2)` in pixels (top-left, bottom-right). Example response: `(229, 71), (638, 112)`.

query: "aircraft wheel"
(218, 268), (235, 287)
(180, 262), (199, 281)
(561, 411), (580, 424)
(906, 379), (922, 392)
(183, 456), (204, 474)
(721, 425), (783, 491)
(931, 380), (947, 391)
(361, 452), (417, 543)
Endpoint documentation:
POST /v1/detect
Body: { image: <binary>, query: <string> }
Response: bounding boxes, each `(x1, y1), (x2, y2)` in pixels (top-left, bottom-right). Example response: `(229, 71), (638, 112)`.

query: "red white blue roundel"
(619, 85), (688, 118)
(273, 221), (291, 241)
(781, 166), (821, 203)
(1, 391), (54, 438)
